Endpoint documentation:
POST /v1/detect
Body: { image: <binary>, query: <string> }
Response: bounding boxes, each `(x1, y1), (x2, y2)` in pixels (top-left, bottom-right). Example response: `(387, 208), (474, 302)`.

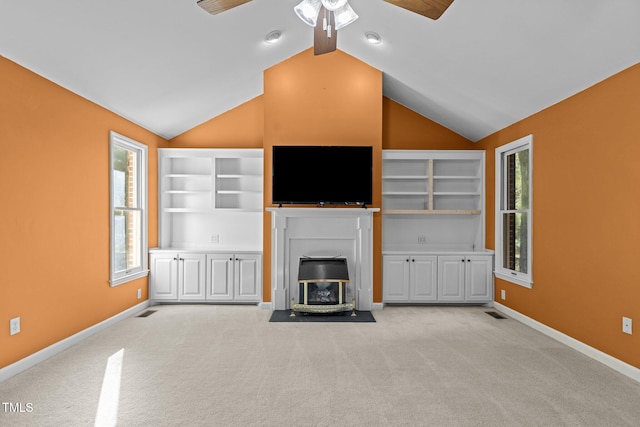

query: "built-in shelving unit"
(382, 151), (482, 215)
(158, 148), (263, 250)
(152, 148), (264, 305)
(382, 150), (493, 304)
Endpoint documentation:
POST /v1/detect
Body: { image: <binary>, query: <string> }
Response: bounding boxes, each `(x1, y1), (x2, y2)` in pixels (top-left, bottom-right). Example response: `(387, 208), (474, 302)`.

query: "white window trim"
(109, 131), (149, 287)
(495, 134), (533, 289)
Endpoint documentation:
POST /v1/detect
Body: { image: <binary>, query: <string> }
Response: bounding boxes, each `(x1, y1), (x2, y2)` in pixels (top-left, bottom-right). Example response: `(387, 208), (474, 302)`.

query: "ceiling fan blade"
(384, 0), (454, 20)
(314, 6), (337, 56)
(197, 0), (252, 15)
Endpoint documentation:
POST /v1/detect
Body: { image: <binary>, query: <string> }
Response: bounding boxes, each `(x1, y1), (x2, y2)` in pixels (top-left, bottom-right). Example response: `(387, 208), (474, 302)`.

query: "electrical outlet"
(211, 234), (220, 244)
(10, 317), (20, 335)
(137, 288), (142, 299)
(622, 317), (632, 335)
(501, 289), (506, 300)
(417, 235), (427, 244)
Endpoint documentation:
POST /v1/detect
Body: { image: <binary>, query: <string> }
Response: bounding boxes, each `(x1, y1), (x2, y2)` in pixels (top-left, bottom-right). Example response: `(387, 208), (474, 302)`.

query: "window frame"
(109, 131), (149, 287)
(495, 134), (533, 288)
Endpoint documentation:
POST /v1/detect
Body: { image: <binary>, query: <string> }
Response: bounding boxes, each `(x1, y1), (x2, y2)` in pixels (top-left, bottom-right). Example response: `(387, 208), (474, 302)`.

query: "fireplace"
(292, 257), (353, 315)
(266, 207), (379, 311)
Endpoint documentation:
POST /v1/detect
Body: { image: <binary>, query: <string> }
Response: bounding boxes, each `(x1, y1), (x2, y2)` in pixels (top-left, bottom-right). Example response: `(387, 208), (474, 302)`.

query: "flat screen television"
(272, 145), (373, 206)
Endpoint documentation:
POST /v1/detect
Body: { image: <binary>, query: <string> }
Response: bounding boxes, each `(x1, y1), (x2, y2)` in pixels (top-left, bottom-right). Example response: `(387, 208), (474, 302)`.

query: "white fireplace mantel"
(266, 207), (379, 311)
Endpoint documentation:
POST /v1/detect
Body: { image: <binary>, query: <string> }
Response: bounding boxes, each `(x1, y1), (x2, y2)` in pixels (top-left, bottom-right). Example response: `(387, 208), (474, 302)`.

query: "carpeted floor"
(1, 304), (639, 426)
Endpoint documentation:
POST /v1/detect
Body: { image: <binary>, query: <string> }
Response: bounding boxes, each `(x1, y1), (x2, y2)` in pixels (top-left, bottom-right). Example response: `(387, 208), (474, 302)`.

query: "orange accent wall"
(170, 96), (264, 148)
(0, 57), (166, 369)
(263, 48), (383, 303)
(478, 63), (640, 369)
(382, 98), (472, 149)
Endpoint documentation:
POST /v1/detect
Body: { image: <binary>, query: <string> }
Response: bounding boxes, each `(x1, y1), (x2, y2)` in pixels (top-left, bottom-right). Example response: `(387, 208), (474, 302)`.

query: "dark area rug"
(269, 310), (376, 323)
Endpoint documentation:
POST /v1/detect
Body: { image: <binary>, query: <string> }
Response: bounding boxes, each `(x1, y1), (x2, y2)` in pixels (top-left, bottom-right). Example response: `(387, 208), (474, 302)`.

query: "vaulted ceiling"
(1, 0), (639, 141)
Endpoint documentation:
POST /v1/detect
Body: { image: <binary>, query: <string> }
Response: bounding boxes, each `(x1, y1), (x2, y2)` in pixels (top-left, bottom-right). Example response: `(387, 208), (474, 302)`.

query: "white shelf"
(158, 148), (264, 249)
(382, 150), (486, 254)
(383, 175), (429, 180)
(383, 192), (429, 196)
(433, 175), (479, 180)
(164, 190), (210, 194)
(216, 174), (260, 179)
(383, 209), (481, 215)
(166, 174), (212, 178)
(433, 192), (481, 196)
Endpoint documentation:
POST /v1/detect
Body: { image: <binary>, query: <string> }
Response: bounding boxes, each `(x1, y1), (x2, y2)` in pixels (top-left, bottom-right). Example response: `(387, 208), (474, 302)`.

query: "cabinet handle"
(412, 259), (415, 262)
(406, 259), (410, 262)
(229, 257), (233, 261)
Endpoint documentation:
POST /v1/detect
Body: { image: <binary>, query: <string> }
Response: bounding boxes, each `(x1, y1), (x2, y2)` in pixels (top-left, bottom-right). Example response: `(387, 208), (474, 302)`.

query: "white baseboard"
(494, 302), (640, 384)
(372, 303), (385, 311)
(258, 302), (272, 310)
(0, 301), (150, 383)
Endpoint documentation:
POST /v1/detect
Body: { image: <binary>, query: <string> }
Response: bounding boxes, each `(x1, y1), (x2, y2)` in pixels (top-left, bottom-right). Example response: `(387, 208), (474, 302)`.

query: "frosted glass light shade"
(321, 0), (348, 11)
(294, 0), (322, 27)
(333, 3), (358, 30)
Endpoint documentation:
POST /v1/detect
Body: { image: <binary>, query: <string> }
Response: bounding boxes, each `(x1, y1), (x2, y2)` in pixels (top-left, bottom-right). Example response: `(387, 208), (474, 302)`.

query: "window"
(495, 135), (532, 288)
(110, 131), (148, 286)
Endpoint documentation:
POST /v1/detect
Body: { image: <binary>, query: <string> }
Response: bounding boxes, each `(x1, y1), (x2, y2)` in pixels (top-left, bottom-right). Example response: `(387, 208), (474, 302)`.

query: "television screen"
(272, 146), (373, 205)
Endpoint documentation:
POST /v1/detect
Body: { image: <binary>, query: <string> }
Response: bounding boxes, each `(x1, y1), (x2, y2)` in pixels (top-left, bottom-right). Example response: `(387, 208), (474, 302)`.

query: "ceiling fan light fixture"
(294, 0), (322, 27)
(320, 0), (348, 12)
(333, 3), (359, 30)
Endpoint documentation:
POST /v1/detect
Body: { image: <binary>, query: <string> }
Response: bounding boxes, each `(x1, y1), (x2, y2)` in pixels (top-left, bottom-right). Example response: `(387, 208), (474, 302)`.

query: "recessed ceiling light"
(365, 31), (381, 44)
(265, 30), (282, 44)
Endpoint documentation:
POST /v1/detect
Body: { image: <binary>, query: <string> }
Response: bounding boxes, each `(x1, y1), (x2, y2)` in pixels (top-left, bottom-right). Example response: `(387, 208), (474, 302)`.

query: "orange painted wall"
(263, 48), (383, 302)
(0, 57), (166, 369)
(477, 63), (640, 369)
(382, 98), (472, 149)
(170, 96), (264, 148)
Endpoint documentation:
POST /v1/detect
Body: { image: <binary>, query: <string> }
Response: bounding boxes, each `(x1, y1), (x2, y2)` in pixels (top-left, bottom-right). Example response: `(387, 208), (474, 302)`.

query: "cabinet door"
(234, 254), (262, 301)
(179, 254), (206, 301)
(150, 254), (178, 301)
(383, 255), (410, 302)
(206, 254), (234, 301)
(465, 256), (493, 302)
(410, 256), (438, 301)
(437, 256), (465, 301)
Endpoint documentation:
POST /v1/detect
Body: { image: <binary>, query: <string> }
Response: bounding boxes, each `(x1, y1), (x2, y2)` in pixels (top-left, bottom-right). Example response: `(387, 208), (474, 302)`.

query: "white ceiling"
(1, 0), (639, 141)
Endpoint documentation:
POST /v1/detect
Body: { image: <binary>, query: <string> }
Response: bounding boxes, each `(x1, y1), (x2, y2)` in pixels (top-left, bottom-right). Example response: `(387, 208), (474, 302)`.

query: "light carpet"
(1, 305), (639, 426)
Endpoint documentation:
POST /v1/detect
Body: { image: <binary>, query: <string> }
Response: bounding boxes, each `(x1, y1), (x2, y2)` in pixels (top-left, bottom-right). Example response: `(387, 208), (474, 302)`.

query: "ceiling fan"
(197, 0), (454, 55)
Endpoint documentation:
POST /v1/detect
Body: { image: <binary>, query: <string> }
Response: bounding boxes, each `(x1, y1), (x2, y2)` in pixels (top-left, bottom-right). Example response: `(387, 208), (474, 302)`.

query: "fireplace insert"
(291, 257), (355, 315)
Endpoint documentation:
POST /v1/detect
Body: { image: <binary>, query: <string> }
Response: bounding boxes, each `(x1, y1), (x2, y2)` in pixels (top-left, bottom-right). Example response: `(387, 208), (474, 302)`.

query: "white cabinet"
(383, 255), (437, 302)
(149, 252), (206, 302)
(150, 251), (261, 303)
(383, 253), (493, 304)
(437, 255), (493, 302)
(206, 253), (262, 302)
